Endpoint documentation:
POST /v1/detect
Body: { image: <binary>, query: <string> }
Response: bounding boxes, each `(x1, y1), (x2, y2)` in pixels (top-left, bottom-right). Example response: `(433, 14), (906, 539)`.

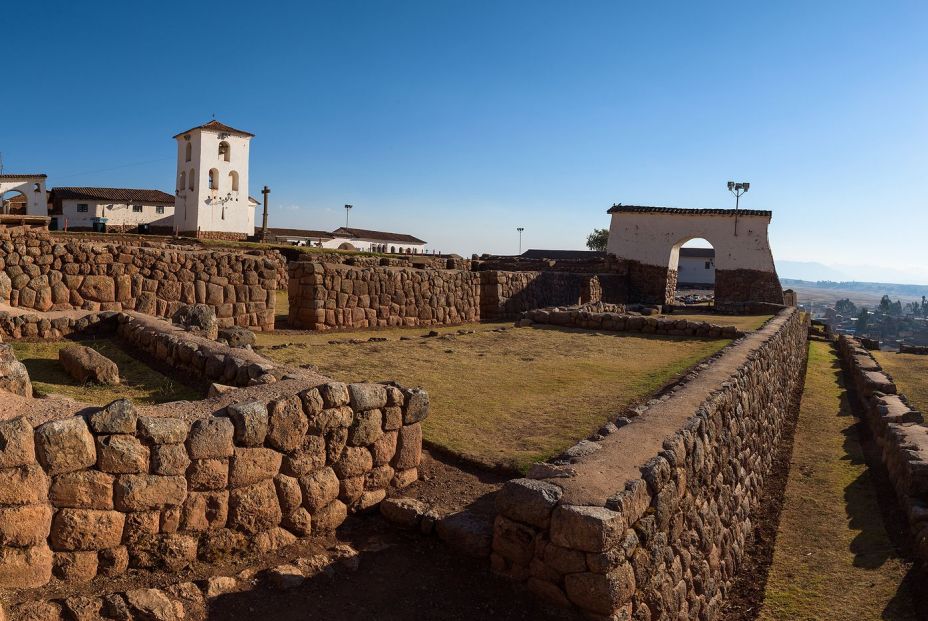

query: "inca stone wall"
(287, 262), (604, 330)
(0, 227), (281, 331)
(837, 335), (928, 564)
(490, 308), (808, 619)
(0, 378), (427, 590)
(522, 306), (746, 338)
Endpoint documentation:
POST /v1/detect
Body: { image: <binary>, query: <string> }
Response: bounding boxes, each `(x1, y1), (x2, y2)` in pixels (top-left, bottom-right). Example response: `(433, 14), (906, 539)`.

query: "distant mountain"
(775, 261), (849, 281)
(780, 278), (928, 298)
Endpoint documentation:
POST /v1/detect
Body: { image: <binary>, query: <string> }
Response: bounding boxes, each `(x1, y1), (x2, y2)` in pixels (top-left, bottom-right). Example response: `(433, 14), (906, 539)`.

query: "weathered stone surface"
(333, 446), (373, 478)
(124, 588), (178, 621)
(137, 417), (188, 444)
(53, 551), (99, 583)
(79, 275), (116, 303)
(267, 395), (308, 452)
(50, 509), (125, 551)
(254, 527), (297, 554)
(347, 409), (383, 446)
(437, 511), (493, 557)
(50, 470), (114, 509)
(98, 545), (129, 577)
(282, 507), (313, 536)
(299, 467), (340, 512)
(312, 499), (348, 531)
(187, 417), (234, 459)
(226, 401), (269, 447)
(151, 443), (191, 476)
(319, 382), (350, 408)
(267, 563), (305, 589)
(35, 417), (96, 475)
(227, 479), (281, 534)
(88, 399), (137, 434)
(0, 416), (35, 468)
(0, 504), (52, 547)
(59, 344), (120, 385)
(0, 464), (48, 506)
(380, 497), (427, 528)
(348, 383), (388, 411)
(218, 326), (256, 348)
(229, 447), (282, 488)
(492, 515), (536, 565)
(0, 344), (32, 397)
(274, 474), (302, 514)
(0, 544), (52, 588)
(393, 423), (422, 469)
(114, 475), (187, 511)
(96, 434), (150, 474)
(564, 565), (636, 615)
(172, 304), (219, 340)
(181, 491), (229, 531)
(203, 575), (240, 598)
(392, 467), (418, 489)
(369, 429), (399, 466)
(550, 505), (625, 553)
(495, 478), (563, 528)
(187, 459), (229, 490)
(403, 388), (430, 424)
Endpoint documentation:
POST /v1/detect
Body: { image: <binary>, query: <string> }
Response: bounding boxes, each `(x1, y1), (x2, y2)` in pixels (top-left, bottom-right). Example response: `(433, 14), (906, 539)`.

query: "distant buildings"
(265, 226), (427, 254)
(48, 188), (175, 233)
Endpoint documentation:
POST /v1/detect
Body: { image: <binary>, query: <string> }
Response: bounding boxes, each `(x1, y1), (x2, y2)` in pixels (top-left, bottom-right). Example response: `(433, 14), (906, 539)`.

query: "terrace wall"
(0, 227), (281, 331)
(523, 306), (745, 338)
(490, 308), (808, 619)
(287, 262), (603, 330)
(0, 377), (427, 590)
(836, 335), (928, 564)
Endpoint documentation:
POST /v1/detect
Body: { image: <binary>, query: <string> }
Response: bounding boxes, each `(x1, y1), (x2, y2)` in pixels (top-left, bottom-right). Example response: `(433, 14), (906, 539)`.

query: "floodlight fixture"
(727, 180), (750, 236)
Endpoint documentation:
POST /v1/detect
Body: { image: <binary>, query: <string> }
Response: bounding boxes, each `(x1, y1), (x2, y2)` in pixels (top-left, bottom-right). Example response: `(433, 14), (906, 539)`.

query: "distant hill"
(781, 278), (928, 298)
(776, 261), (850, 281)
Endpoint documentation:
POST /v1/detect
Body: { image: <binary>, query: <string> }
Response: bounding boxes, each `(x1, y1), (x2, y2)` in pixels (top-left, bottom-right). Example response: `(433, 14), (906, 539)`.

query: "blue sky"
(2, 1), (926, 281)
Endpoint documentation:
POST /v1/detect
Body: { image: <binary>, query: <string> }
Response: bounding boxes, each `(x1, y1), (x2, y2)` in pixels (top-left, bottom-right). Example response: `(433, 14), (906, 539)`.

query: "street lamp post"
(344, 204), (353, 228)
(517, 227), (525, 254)
(727, 181), (750, 236)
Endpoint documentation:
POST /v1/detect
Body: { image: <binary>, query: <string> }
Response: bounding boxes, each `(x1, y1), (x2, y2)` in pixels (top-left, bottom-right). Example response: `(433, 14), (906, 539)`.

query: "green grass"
(759, 341), (917, 620)
(661, 313), (773, 332)
(256, 324), (730, 471)
(873, 351), (928, 416)
(11, 338), (201, 406)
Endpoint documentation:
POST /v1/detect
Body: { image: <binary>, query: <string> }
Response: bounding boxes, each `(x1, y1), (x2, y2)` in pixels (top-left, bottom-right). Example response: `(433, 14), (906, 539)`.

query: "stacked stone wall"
(836, 335), (928, 564)
(479, 271), (602, 321)
(490, 308), (808, 618)
(0, 227), (281, 331)
(523, 307), (746, 338)
(0, 378), (427, 590)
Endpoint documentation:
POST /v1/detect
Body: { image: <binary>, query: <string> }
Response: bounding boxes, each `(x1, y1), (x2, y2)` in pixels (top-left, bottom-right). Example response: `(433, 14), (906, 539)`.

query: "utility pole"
(261, 185), (270, 242)
(727, 181), (750, 236)
(517, 227), (525, 255)
(344, 204), (353, 228)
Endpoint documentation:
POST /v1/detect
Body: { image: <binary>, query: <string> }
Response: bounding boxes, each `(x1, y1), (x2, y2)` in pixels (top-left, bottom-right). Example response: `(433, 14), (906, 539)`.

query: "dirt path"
(746, 341), (921, 620)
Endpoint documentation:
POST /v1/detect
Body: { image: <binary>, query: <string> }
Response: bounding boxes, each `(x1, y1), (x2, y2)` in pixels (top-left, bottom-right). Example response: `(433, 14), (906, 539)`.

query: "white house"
(0, 174), (47, 216)
(173, 120), (255, 240)
(48, 187), (175, 233)
(677, 247), (715, 286)
(264, 226), (427, 253)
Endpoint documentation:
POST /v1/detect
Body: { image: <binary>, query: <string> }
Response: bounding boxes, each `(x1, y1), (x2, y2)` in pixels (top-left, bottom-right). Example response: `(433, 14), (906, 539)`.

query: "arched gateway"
(606, 205), (783, 306)
(0, 174), (48, 216)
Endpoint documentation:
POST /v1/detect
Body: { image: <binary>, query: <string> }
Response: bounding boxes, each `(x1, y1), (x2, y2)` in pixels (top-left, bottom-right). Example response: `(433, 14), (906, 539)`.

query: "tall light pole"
(260, 185), (270, 242)
(517, 227), (525, 255)
(344, 204), (353, 228)
(727, 181), (750, 236)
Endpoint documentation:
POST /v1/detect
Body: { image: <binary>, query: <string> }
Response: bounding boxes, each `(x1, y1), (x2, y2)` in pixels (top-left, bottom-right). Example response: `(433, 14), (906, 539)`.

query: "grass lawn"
(759, 341), (917, 620)
(873, 351), (928, 415)
(661, 313), (773, 332)
(11, 338), (201, 406)
(257, 323), (730, 471)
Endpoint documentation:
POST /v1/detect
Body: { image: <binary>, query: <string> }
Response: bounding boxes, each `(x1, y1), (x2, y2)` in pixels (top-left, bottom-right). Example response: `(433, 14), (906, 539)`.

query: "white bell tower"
(173, 120), (255, 239)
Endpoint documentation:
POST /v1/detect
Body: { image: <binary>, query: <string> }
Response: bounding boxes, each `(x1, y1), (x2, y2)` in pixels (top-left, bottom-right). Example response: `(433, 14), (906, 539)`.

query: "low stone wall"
(1, 227), (281, 331)
(522, 307), (745, 338)
(0, 310), (116, 341)
(480, 271), (601, 321)
(0, 376), (427, 590)
(836, 335), (928, 564)
(899, 343), (928, 355)
(489, 308), (808, 618)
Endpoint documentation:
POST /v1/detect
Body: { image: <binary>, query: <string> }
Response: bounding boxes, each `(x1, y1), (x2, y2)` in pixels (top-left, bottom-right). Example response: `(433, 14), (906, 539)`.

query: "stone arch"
(1, 189), (28, 215)
(605, 205), (783, 306)
(0, 175), (48, 216)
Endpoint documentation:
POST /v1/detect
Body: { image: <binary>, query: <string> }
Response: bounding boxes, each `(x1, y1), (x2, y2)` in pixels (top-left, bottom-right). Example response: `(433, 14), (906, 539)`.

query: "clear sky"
(2, 1), (926, 281)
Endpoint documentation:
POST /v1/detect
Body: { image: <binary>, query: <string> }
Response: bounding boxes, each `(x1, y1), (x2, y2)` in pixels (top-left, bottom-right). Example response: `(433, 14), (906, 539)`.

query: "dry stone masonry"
(0, 226), (281, 331)
(522, 305), (747, 338)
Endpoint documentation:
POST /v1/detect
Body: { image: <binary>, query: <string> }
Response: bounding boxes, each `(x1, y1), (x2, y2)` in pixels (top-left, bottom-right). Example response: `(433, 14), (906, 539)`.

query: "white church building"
(173, 120), (257, 240)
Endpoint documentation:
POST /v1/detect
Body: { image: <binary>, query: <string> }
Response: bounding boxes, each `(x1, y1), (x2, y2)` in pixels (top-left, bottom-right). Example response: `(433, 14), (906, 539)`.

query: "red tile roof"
(0, 174), (47, 179)
(332, 227), (426, 245)
(607, 204), (772, 217)
(50, 187), (175, 204)
(173, 120), (255, 139)
(265, 227), (334, 240)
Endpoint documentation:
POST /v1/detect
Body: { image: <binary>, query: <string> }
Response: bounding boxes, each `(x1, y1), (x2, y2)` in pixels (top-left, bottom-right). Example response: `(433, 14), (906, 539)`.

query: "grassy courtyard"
(11, 338), (201, 406)
(873, 351), (928, 415)
(257, 323), (730, 471)
(660, 312), (772, 332)
(759, 341), (917, 620)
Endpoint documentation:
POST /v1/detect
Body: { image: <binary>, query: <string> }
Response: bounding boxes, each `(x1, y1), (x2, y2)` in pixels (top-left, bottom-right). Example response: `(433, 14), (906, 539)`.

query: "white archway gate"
(0, 174), (48, 216)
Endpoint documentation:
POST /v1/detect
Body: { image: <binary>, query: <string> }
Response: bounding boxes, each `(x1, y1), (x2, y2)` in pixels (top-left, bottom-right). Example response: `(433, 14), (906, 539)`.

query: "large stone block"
(96, 434), (150, 474)
(495, 478), (563, 528)
(0, 504), (52, 547)
(59, 345), (120, 385)
(227, 479), (282, 534)
(0, 417), (35, 468)
(50, 470), (114, 509)
(402, 388), (429, 424)
(299, 467), (340, 512)
(187, 417), (234, 459)
(114, 474), (187, 511)
(0, 544), (53, 589)
(333, 446), (373, 478)
(229, 447), (282, 488)
(137, 416), (188, 444)
(550, 505), (625, 553)
(151, 444), (191, 476)
(35, 417), (97, 475)
(187, 459), (229, 490)
(267, 396), (308, 452)
(226, 401), (269, 447)
(348, 383), (388, 411)
(78, 275), (116, 303)
(50, 509), (125, 551)
(563, 565), (636, 615)
(347, 409), (383, 447)
(88, 399), (137, 434)
(392, 423), (422, 470)
(181, 491), (229, 532)
(312, 499), (348, 531)
(0, 344), (32, 398)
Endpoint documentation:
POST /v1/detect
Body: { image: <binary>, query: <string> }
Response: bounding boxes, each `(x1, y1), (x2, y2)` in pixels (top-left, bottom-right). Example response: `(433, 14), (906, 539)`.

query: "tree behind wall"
(586, 228), (609, 252)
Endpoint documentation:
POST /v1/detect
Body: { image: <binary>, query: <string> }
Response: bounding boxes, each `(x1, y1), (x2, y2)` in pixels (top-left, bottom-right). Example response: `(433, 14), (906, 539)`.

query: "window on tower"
(185, 142), (192, 162)
(219, 141), (231, 162)
(189, 168), (196, 190)
(229, 170), (239, 192)
(208, 169), (219, 191)
(178, 171), (186, 191)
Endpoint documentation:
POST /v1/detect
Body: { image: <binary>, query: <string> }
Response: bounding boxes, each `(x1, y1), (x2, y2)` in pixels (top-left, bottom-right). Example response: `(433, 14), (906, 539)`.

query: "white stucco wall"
(677, 255), (715, 284)
(318, 236), (427, 253)
(606, 211), (776, 272)
(58, 200), (175, 230)
(0, 177), (47, 216)
(174, 128), (253, 236)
